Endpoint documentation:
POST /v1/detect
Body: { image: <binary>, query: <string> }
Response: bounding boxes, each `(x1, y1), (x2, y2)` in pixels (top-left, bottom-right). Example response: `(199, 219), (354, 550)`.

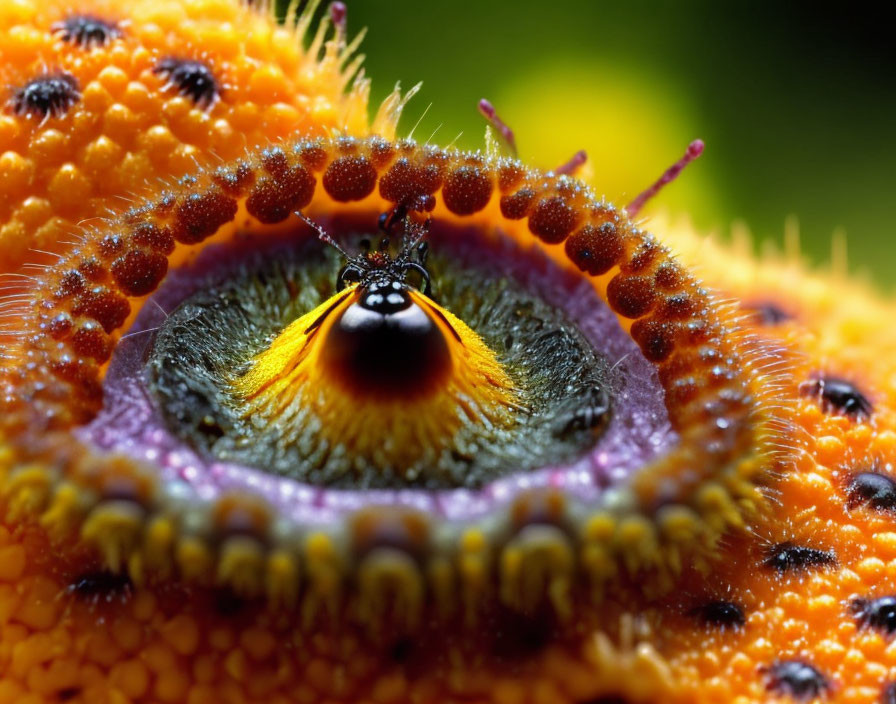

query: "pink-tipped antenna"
(626, 139), (704, 218)
(555, 149), (588, 176)
(330, 2), (347, 39)
(478, 99), (518, 157)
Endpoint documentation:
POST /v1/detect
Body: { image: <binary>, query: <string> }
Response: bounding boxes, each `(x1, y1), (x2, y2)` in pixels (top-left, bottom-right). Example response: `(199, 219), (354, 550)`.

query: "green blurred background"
(299, 2), (895, 287)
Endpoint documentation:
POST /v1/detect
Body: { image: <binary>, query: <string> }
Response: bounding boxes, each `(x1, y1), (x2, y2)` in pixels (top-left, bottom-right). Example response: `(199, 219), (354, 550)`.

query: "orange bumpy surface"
(2, 1), (896, 704)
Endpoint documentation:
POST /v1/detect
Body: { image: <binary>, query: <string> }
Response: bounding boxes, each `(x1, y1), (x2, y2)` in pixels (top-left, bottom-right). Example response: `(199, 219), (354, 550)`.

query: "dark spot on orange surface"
(213, 588), (247, 617)
(763, 542), (836, 574)
(800, 376), (873, 420)
(764, 660), (830, 700)
(10, 72), (80, 120)
(847, 471), (896, 512)
(56, 269), (86, 298)
(748, 301), (792, 325)
(47, 312), (73, 340)
(52, 14), (122, 49)
(154, 57), (221, 109)
(68, 570), (133, 602)
(850, 596), (896, 637)
(389, 638), (414, 664)
(691, 599), (746, 630)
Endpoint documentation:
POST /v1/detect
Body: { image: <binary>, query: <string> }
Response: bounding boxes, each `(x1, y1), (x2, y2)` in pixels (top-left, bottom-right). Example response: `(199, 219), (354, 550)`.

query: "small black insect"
(67, 570), (133, 603)
(10, 73), (80, 123)
(763, 541), (836, 574)
(52, 14), (122, 49)
(690, 599), (746, 630)
(764, 660), (831, 700)
(850, 595), (896, 637)
(800, 375), (873, 419)
(154, 58), (220, 109)
(300, 209), (452, 398)
(846, 471), (896, 512)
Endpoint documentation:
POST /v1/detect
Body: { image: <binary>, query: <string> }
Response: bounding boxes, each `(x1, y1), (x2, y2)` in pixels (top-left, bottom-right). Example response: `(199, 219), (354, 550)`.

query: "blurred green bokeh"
(294, 2), (895, 287)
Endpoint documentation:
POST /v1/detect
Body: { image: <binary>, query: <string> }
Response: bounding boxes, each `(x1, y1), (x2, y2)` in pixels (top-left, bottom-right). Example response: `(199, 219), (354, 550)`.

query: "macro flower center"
(125, 214), (632, 490)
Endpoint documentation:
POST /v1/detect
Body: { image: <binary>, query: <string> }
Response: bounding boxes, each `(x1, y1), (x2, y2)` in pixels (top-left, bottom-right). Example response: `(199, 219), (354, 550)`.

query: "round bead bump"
(458, 527), (491, 625)
(71, 287), (130, 333)
(246, 163), (316, 224)
(217, 535), (267, 598)
(565, 220), (624, 276)
(80, 499), (146, 572)
(40, 481), (91, 541)
(527, 194), (581, 244)
(211, 161), (257, 197)
(500, 523), (575, 619)
(1, 465), (56, 522)
(499, 186), (536, 220)
(171, 189), (239, 244)
(356, 547), (425, 635)
(266, 548), (301, 608)
(302, 531), (346, 626)
(441, 163), (493, 215)
(606, 274), (657, 319)
(378, 155), (443, 210)
(322, 154), (378, 202)
(111, 249), (168, 297)
(176, 534), (215, 582)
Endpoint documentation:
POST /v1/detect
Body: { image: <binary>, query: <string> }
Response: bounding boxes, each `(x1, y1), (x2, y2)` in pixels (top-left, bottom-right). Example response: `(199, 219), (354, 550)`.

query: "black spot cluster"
(850, 595), (896, 637)
(10, 73), (80, 121)
(154, 57), (220, 109)
(847, 471), (896, 512)
(801, 375), (872, 420)
(763, 541), (836, 574)
(53, 14), (122, 49)
(764, 660), (830, 700)
(691, 599), (746, 630)
(67, 570), (133, 603)
(748, 301), (792, 326)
